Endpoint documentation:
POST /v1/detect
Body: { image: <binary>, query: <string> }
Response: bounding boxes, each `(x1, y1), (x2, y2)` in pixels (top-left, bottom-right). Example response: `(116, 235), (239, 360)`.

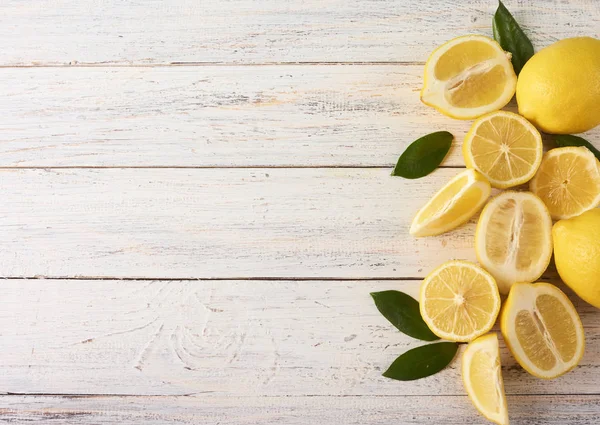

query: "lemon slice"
(410, 169), (491, 237)
(462, 333), (509, 425)
(421, 35), (517, 120)
(475, 191), (552, 294)
(420, 260), (501, 342)
(530, 146), (600, 220)
(501, 282), (585, 379)
(463, 111), (543, 189)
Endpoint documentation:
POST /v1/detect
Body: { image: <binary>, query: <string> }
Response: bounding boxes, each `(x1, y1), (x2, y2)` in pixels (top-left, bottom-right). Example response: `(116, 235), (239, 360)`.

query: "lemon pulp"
(462, 333), (509, 425)
(420, 260), (501, 342)
(475, 191), (553, 294)
(501, 282), (585, 379)
(421, 35), (517, 120)
(530, 146), (600, 220)
(463, 111), (542, 189)
(410, 169), (491, 237)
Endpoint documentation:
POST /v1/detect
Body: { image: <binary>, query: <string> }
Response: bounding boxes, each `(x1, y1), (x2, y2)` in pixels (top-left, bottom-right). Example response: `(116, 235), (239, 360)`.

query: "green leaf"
(370, 291), (439, 341)
(492, 0), (534, 75)
(392, 131), (453, 179)
(383, 342), (459, 381)
(554, 134), (600, 161)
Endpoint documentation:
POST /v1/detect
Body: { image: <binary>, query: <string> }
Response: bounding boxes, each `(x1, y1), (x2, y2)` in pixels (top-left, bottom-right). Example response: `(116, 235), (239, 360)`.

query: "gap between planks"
(0, 165), (465, 170)
(0, 276), (562, 282)
(3, 393), (600, 398)
(0, 276), (426, 281)
(0, 61), (426, 69)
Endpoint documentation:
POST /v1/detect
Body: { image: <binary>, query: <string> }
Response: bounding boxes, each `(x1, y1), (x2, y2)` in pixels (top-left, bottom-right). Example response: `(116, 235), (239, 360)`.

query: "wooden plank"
(0, 65), (470, 167)
(3, 66), (599, 168)
(0, 0), (598, 65)
(0, 167), (489, 279)
(1, 394), (600, 425)
(1, 279), (599, 396)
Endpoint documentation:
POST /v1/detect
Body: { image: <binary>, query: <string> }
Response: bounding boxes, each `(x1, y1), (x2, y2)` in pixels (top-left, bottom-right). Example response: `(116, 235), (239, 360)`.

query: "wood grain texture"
(0, 167), (490, 279)
(1, 279), (599, 396)
(3, 66), (599, 168)
(0, 65), (480, 167)
(0, 0), (598, 65)
(2, 394), (600, 424)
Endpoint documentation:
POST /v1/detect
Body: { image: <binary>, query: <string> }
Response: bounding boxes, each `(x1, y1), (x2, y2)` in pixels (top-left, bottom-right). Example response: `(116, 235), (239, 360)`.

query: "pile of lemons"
(412, 35), (600, 425)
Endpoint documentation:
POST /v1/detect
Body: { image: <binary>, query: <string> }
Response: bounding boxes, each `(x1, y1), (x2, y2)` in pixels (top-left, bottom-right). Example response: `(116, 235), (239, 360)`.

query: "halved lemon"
(475, 191), (553, 294)
(530, 146), (600, 220)
(501, 282), (585, 379)
(463, 111), (543, 189)
(410, 169), (491, 237)
(462, 333), (509, 425)
(421, 35), (517, 120)
(420, 260), (501, 342)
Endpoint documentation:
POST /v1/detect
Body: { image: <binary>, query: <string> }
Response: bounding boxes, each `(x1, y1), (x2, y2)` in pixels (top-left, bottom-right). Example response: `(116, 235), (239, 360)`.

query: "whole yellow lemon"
(516, 37), (600, 134)
(553, 209), (600, 308)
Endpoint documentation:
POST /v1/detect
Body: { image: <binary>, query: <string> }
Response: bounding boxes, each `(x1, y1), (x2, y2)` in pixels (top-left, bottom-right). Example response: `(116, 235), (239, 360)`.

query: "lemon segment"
(500, 282), (585, 379)
(410, 169), (491, 237)
(530, 146), (600, 220)
(463, 111), (543, 189)
(420, 261), (501, 342)
(462, 333), (509, 425)
(475, 191), (553, 294)
(421, 35), (517, 120)
(553, 209), (600, 309)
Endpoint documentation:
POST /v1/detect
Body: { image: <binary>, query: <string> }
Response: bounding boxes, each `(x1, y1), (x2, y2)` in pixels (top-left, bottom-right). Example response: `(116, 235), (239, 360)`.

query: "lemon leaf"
(392, 131), (453, 179)
(370, 290), (439, 341)
(493, 0), (534, 75)
(383, 342), (459, 381)
(554, 134), (600, 161)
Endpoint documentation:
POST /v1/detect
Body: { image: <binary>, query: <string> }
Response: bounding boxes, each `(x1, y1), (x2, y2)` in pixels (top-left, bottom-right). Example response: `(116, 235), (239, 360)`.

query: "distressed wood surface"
(0, 0), (598, 65)
(1, 279), (599, 397)
(0, 65), (461, 167)
(2, 394), (600, 424)
(2, 67), (599, 167)
(3, 0), (600, 422)
(0, 167), (488, 279)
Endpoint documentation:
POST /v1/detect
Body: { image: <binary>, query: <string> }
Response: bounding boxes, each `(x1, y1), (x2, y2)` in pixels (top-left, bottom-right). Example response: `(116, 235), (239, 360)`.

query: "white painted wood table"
(1, 1), (599, 423)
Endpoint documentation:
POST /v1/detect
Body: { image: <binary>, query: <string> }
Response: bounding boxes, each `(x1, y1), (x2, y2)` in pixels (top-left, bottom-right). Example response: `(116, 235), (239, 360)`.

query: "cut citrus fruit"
(420, 260), (501, 342)
(475, 191), (552, 294)
(462, 333), (509, 425)
(530, 146), (600, 220)
(410, 169), (491, 237)
(501, 282), (585, 379)
(421, 35), (517, 119)
(463, 111), (543, 189)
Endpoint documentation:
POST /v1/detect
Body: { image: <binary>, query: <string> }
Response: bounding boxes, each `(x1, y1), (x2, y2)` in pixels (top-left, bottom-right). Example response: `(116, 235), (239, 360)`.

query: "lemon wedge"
(410, 169), (491, 237)
(501, 282), (585, 379)
(462, 333), (509, 425)
(463, 111), (543, 189)
(421, 35), (517, 119)
(530, 146), (600, 220)
(475, 191), (552, 294)
(420, 260), (501, 342)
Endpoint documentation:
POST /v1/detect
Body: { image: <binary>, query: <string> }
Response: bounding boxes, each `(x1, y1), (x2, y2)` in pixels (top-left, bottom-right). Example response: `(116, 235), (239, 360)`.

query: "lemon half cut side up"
(421, 35), (517, 120)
